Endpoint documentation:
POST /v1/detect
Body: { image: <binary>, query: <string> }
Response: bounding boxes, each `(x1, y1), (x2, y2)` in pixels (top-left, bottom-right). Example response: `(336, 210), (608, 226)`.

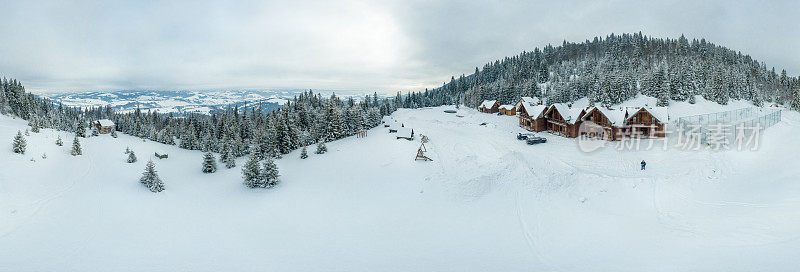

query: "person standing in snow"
(641, 160), (646, 170)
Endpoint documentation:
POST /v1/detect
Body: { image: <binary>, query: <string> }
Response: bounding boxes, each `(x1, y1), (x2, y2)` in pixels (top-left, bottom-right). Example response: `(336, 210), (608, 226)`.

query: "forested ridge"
(417, 32), (800, 110)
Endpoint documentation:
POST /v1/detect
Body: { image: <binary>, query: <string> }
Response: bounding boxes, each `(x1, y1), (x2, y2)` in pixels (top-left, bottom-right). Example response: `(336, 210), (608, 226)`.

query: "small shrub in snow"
(110, 130), (118, 138)
(202, 152), (217, 173)
(300, 146), (308, 159)
(55, 136), (63, 146)
(24, 129), (30, 136)
(125, 146), (131, 154)
(127, 151), (137, 163)
(41, 153), (47, 159)
(12, 131), (26, 154)
(71, 136), (82, 156)
(91, 127), (99, 137)
(140, 160), (165, 193)
(315, 141), (327, 154)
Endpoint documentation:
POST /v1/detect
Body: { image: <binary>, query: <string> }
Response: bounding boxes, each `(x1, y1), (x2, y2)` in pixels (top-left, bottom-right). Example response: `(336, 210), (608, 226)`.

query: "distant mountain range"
(34, 89), (346, 115)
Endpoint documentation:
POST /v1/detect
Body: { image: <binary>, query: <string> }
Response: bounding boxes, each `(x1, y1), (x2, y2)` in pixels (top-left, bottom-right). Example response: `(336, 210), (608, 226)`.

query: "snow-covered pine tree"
(260, 156), (280, 188)
(76, 121), (87, 138)
(242, 152), (263, 188)
(127, 150), (137, 163)
(24, 129), (29, 136)
(139, 160), (165, 193)
(315, 140), (327, 154)
(110, 129), (118, 138)
(71, 136), (82, 156)
(657, 74), (670, 107)
(55, 135), (63, 146)
(30, 117), (40, 133)
(791, 84), (800, 111)
(202, 152), (217, 173)
(300, 146), (308, 159)
(91, 126), (99, 137)
(12, 130), (26, 154)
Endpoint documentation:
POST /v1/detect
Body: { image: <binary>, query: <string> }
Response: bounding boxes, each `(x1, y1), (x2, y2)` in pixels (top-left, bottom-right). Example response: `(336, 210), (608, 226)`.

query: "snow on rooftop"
(499, 105), (515, 110)
(480, 100), (498, 109)
(96, 119), (115, 127)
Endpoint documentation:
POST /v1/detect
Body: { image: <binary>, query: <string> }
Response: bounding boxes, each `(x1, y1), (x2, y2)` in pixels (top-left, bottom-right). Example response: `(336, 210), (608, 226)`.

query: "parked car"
(526, 137), (547, 145)
(517, 133), (537, 140)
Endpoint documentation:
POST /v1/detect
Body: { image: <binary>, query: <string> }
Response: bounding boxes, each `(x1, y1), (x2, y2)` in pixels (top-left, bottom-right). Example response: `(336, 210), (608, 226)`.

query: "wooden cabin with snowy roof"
(479, 100), (500, 113)
(544, 104), (586, 138)
(516, 97), (548, 132)
(623, 107), (668, 137)
(499, 104), (516, 116)
(93, 119), (115, 134)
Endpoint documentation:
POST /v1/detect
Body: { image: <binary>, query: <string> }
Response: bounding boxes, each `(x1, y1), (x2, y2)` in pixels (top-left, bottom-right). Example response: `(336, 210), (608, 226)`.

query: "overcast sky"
(1, 0), (798, 94)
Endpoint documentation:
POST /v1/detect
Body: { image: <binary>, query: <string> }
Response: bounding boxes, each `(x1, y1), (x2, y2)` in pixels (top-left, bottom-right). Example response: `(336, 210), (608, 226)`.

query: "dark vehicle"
(526, 137), (547, 145)
(444, 110), (457, 113)
(517, 133), (537, 140)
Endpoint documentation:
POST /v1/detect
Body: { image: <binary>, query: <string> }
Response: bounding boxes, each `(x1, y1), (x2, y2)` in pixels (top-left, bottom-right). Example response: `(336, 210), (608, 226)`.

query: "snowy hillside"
(3, 99), (800, 271)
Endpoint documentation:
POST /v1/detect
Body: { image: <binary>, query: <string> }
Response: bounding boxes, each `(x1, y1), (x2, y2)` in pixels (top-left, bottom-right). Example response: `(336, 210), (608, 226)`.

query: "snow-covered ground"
(2, 99), (800, 271)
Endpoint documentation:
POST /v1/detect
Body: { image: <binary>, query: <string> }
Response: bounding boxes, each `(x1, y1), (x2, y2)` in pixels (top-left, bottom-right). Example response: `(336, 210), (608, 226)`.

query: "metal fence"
(675, 107), (782, 145)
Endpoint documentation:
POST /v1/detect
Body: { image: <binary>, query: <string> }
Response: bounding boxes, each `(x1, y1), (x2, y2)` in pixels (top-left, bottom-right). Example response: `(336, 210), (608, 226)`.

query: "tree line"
(413, 32), (800, 110)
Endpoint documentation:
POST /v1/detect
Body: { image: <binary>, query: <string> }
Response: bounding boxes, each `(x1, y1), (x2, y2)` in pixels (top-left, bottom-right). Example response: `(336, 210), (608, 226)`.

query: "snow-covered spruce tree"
(202, 152), (217, 173)
(300, 146), (308, 159)
(71, 136), (82, 156)
(91, 126), (99, 137)
(24, 129), (29, 136)
(219, 138), (236, 169)
(12, 130), (26, 154)
(242, 152), (263, 188)
(260, 156), (280, 188)
(30, 117), (40, 133)
(76, 122), (87, 138)
(315, 141), (327, 154)
(125, 146), (131, 154)
(55, 135), (63, 146)
(127, 151), (137, 163)
(110, 129), (118, 138)
(791, 85), (800, 111)
(140, 160), (165, 193)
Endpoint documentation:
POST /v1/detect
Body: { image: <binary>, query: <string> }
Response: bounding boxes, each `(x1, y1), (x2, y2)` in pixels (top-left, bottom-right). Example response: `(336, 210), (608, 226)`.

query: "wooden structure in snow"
(356, 130), (367, 138)
(544, 104), (587, 138)
(93, 119), (115, 134)
(479, 100), (500, 113)
(516, 97), (548, 132)
(499, 105), (516, 116)
(415, 142), (432, 161)
(396, 128), (414, 141)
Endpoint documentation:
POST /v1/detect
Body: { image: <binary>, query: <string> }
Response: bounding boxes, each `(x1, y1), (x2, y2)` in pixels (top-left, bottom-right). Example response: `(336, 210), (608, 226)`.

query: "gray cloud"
(1, 0), (798, 94)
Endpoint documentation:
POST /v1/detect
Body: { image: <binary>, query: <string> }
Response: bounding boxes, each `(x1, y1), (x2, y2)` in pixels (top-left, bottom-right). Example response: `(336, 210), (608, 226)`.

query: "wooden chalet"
(516, 97), (548, 132)
(622, 107), (668, 137)
(93, 119), (115, 134)
(581, 106), (626, 140)
(498, 105), (516, 116)
(579, 106), (669, 140)
(479, 100), (500, 113)
(544, 104), (586, 138)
